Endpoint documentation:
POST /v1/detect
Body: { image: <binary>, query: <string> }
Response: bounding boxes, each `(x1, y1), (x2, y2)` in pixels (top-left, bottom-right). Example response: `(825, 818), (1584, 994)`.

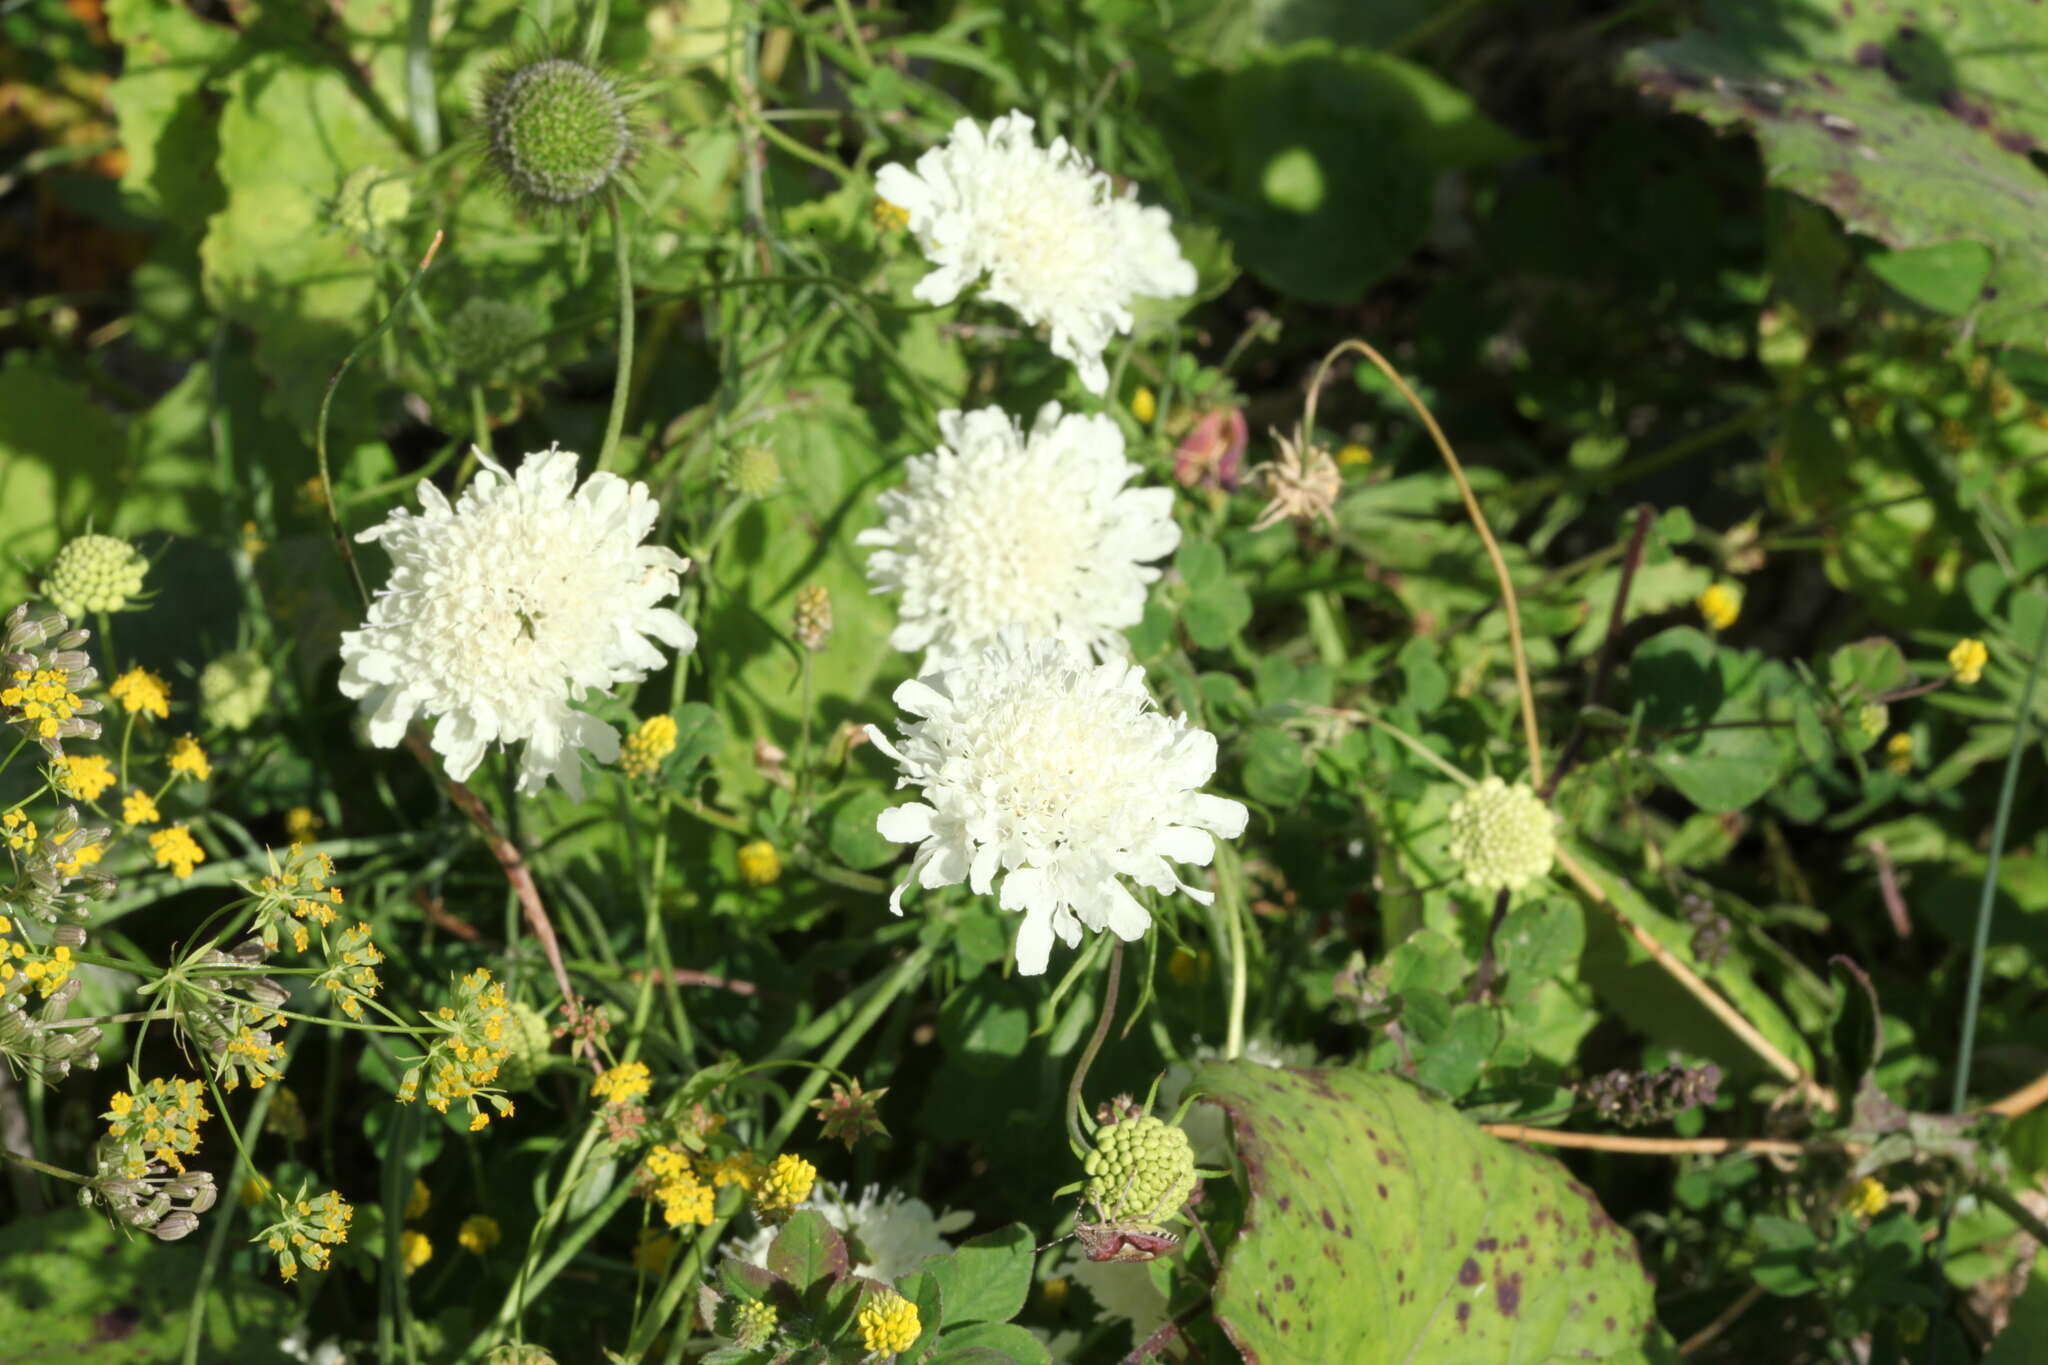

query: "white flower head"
(723, 1182), (969, 1281)
(875, 112), (1195, 395)
(858, 403), (1179, 670)
(338, 446), (694, 798)
(867, 635), (1247, 975)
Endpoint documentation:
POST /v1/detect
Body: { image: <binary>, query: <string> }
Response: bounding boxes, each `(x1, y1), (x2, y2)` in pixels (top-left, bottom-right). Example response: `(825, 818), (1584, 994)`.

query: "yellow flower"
(58, 753), (116, 802)
(2, 810), (34, 851)
(399, 1228), (433, 1275)
(856, 1291), (921, 1356)
(1336, 442), (1374, 466)
(1697, 584), (1740, 631)
(753, 1153), (816, 1222)
(241, 521), (268, 559)
(122, 788), (160, 826)
(706, 1151), (765, 1192)
(55, 842), (103, 877)
(873, 198), (910, 232)
(284, 806), (325, 842)
(1885, 732), (1914, 776)
(149, 825), (206, 878)
(168, 734), (212, 782)
(590, 1060), (652, 1107)
(406, 1177), (430, 1221)
(737, 840), (781, 886)
(1130, 385), (1157, 424)
(1848, 1176), (1888, 1219)
(109, 667), (170, 719)
(644, 1144), (716, 1227)
(619, 714), (678, 780)
(1949, 637), (1988, 685)
(458, 1214), (501, 1254)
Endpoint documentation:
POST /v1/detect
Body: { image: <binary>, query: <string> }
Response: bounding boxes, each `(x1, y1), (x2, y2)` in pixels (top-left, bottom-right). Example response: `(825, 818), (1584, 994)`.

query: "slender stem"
(0, 1148), (89, 1184)
(1949, 600), (2048, 1114)
(1065, 944), (1124, 1152)
(1308, 339), (1546, 787)
(597, 194), (636, 472)
(1677, 1284), (1767, 1358)
(1306, 707), (1475, 787)
(1546, 505), (1654, 799)
(183, 1078), (282, 1365)
(1481, 1125), (1817, 1157)
(1218, 847), (1248, 1062)
(318, 230), (444, 610)
(830, 0), (873, 69)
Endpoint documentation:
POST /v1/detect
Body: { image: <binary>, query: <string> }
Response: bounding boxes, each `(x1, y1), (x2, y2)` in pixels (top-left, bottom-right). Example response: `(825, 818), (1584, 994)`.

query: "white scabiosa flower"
(868, 636), (1247, 975)
(1445, 776), (1557, 893)
(338, 447), (694, 798)
(874, 112), (1195, 395)
(858, 404), (1179, 670)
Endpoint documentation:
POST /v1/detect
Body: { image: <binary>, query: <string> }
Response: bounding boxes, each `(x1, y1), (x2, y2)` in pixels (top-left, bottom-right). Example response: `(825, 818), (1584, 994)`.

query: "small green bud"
(198, 649), (273, 732)
(43, 534), (147, 618)
(726, 443), (783, 498)
(1084, 1115), (1196, 1223)
(716, 1296), (778, 1349)
(333, 166), (412, 241)
(480, 54), (632, 211)
(1445, 776), (1556, 894)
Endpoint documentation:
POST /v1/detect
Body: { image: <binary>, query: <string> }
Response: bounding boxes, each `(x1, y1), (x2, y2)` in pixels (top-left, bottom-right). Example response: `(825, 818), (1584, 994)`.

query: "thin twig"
(1546, 504), (1655, 800)
(1988, 1068), (2048, 1119)
(1066, 944), (1124, 1153)
(400, 733), (589, 1064)
(1866, 838), (1913, 939)
(625, 968), (759, 996)
(1678, 1283), (1767, 1357)
(1480, 1124), (1813, 1157)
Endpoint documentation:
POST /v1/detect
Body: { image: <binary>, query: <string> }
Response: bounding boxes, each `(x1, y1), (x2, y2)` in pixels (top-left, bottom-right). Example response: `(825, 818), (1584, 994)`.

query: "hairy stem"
(597, 194), (636, 472)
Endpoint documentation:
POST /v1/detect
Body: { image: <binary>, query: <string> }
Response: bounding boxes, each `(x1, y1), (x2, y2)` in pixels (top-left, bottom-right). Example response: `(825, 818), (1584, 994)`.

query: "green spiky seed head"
(716, 1296), (778, 1349)
(1083, 1115), (1196, 1223)
(198, 649), (273, 732)
(726, 443), (783, 498)
(481, 55), (631, 209)
(43, 534), (146, 618)
(445, 298), (543, 379)
(495, 1001), (556, 1091)
(333, 166), (412, 241)
(1446, 775), (1556, 893)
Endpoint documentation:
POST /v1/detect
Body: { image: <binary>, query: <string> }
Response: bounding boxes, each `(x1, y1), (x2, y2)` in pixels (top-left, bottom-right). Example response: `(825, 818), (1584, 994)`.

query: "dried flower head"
(1247, 427), (1342, 533)
(811, 1078), (890, 1150)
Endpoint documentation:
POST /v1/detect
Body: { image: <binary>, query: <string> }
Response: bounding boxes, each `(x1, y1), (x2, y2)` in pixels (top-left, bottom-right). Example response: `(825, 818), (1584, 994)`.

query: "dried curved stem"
(1988, 1067), (2048, 1119)
(1479, 1124), (1814, 1157)
(1677, 1283), (1767, 1358)
(1304, 339), (1544, 787)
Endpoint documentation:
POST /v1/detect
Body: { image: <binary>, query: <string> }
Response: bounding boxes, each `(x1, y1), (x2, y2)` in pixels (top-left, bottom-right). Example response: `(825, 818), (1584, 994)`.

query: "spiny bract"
(479, 55), (632, 210)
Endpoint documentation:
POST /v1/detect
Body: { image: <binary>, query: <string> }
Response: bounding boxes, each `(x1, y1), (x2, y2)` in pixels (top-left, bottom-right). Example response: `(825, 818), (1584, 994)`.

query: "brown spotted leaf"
(1193, 1063), (1676, 1364)
(1624, 0), (2048, 347)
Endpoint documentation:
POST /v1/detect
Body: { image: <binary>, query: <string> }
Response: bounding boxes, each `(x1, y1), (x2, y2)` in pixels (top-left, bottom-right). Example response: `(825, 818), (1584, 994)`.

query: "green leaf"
(928, 1323), (1049, 1365)
(1867, 241), (1994, 315)
(1413, 1004), (1502, 1098)
(1242, 726), (1312, 806)
(1646, 725), (1784, 814)
(1192, 1063), (1673, 1363)
(1828, 637), (1909, 701)
(1750, 1216), (1821, 1297)
(895, 1269), (946, 1365)
(1983, 1268), (2048, 1364)
(916, 1224), (1033, 1326)
(1626, 0), (2047, 346)
(766, 1210), (849, 1292)
(828, 789), (902, 871)
(1630, 626), (1724, 730)
(1824, 956), (1885, 1099)
(1498, 901), (1586, 1003)
(104, 0), (234, 228)
(0, 366), (128, 608)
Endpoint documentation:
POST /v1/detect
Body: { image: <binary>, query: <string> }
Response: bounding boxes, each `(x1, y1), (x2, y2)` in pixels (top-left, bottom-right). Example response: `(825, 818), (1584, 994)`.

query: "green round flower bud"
(1446, 776), (1556, 894)
(717, 1296), (778, 1349)
(1083, 1115), (1196, 1223)
(333, 166), (412, 241)
(43, 535), (146, 618)
(445, 298), (542, 379)
(199, 649), (273, 732)
(495, 1000), (556, 1092)
(481, 55), (632, 210)
(726, 443), (783, 498)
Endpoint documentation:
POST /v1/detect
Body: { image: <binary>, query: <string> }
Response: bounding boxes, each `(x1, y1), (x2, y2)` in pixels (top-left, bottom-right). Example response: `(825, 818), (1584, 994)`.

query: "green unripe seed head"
(1084, 1115), (1196, 1223)
(1445, 775), (1556, 894)
(482, 56), (631, 209)
(198, 649), (273, 732)
(445, 298), (542, 379)
(333, 166), (412, 241)
(43, 534), (146, 618)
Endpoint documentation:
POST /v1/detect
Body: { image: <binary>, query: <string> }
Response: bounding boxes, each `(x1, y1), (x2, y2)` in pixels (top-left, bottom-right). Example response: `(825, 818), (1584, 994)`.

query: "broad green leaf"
(928, 1322), (1048, 1364)
(1626, 0), (2048, 347)
(1413, 1003), (1502, 1098)
(1867, 241), (1994, 315)
(916, 1224), (1033, 1326)
(1646, 725), (1783, 814)
(0, 366), (127, 607)
(104, 0), (234, 228)
(1192, 1063), (1674, 1363)
(1183, 576), (1253, 649)
(767, 1209), (849, 1292)
(827, 789), (902, 871)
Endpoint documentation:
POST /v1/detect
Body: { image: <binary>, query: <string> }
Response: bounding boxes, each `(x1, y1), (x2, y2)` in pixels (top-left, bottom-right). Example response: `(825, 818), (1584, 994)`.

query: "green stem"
(1948, 599), (2048, 1114)
(1065, 944), (1123, 1153)
(0, 1148), (88, 1184)
(597, 194), (636, 473)
(182, 1076), (282, 1365)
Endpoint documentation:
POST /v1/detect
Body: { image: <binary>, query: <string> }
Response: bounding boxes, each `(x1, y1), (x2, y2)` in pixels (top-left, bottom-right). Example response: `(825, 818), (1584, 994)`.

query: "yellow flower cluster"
(313, 920), (384, 1019)
(0, 912), (74, 1002)
(255, 1187), (353, 1281)
(168, 734), (212, 782)
(737, 840), (782, 886)
(407, 1177), (431, 1220)
(248, 843), (344, 954)
(397, 968), (516, 1130)
(645, 1144), (716, 1227)
(459, 1214), (501, 1255)
(1697, 583), (1741, 631)
(102, 1076), (210, 1179)
(54, 840), (102, 877)
(1848, 1177), (1888, 1220)
(705, 1150), (765, 1192)
(857, 1291), (921, 1356)
(2, 809), (34, 852)
(754, 1153), (816, 1222)
(149, 825), (206, 878)
(123, 788), (159, 825)
(1885, 732), (1914, 776)
(58, 753), (115, 801)
(619, 714), (678, 779)
(591, 1060), (652, 1107)
(1949, 637), (1988, 686)
(2, 666), (87, 739)
(109, 667), (170, 719)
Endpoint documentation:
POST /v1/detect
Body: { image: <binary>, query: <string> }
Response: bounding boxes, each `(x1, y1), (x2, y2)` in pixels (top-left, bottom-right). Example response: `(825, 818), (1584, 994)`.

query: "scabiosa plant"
(41, 534), (147, 619)
(477, 50), (635, 214)
(1444, 776), (1557, 894)
(875, 113), (1195, 395)
(858, 405), (1179, 670)
(868, 635), (1247, 975)
(337, 447), (695, 798)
